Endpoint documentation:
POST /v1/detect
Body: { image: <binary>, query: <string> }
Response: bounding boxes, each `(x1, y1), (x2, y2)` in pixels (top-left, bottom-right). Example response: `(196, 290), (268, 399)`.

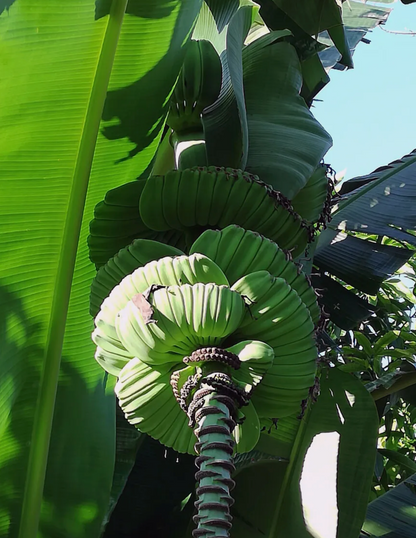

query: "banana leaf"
(314, 149), (416, 324)
(198, 3), (260, 168)
(330, 149), (416, 246)
(232, 368), (379, 538)
(267, 0), (353, 68)
(0, 1), (200, 537)
(243, 35), (332, 198)
(315, 231), (412, 295)
(361, 472), (416, 537)
(319, 1), (391, 71)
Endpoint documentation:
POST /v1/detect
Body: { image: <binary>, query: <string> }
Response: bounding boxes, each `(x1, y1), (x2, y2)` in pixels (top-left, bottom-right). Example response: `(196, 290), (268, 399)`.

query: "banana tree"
(87, 2), (380, 537)
(0, 0), (406, 538)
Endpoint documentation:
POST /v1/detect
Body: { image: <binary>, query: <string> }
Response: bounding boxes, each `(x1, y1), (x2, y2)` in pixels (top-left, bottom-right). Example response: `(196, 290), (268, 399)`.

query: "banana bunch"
(92, 252), (318, 454)
(88, 166), (313, 269)
(166, 39), (222, 170)
(90, 225), (320, 323)
(139, 167), (310, 257)
(167, 39), (222, 134)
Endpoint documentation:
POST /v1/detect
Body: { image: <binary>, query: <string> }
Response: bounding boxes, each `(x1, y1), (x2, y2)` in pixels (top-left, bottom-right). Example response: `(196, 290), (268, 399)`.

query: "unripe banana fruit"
(167, 39), (222, 134)
(92, 254), (318, 451)
(140, 167), (310, 256)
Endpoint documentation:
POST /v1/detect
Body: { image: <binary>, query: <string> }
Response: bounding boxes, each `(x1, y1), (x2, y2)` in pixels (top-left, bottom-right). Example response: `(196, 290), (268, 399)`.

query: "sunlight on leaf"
(300, 431), (340, 538)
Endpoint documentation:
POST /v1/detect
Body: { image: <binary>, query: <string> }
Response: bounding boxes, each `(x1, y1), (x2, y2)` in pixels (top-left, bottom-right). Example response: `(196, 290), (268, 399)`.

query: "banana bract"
(92, 254), (318, 454)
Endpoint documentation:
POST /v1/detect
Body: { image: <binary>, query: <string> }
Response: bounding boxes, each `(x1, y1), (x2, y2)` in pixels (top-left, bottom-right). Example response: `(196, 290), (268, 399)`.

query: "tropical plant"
(1, 1), (414, 538)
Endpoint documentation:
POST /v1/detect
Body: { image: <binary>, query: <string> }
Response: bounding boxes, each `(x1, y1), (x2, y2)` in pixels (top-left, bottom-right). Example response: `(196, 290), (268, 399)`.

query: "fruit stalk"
(192, 385), (237, 538)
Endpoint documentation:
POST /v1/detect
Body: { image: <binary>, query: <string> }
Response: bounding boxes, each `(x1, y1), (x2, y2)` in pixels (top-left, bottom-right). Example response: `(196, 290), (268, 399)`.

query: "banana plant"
(87, 3), (380, 537)
(0, 0), (403, 537)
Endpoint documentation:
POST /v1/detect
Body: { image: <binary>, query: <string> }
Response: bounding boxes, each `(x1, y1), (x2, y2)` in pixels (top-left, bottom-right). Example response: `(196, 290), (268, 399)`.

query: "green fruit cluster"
(91, 224), (320, 454)
(88, 167), (313, 269)
(167, 39), (222, 135)
(89, 73), (332, 454)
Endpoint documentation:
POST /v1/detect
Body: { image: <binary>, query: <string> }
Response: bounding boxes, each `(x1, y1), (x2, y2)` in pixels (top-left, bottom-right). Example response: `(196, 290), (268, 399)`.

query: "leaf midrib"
(18, 2), (128, 537)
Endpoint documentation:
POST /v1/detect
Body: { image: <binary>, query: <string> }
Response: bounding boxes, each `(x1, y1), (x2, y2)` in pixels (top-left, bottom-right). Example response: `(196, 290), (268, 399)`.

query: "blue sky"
(313, 1), (416, 180)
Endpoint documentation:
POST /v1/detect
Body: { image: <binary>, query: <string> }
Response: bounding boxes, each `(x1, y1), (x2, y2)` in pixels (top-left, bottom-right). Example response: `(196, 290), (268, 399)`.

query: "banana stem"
(192, 389), (236, 538)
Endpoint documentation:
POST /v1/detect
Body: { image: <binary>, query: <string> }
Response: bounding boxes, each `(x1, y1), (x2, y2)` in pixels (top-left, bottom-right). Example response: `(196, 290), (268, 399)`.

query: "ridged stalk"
(192, 388), (237, 538)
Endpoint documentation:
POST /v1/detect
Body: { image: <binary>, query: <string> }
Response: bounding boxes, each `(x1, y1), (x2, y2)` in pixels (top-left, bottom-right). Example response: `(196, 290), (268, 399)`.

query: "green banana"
(90, 239), (185, 317)
(88, 179), (186, 268)
(191, 226), (321, 323)
(115, 358), (197, 454)
(177, 169), (200, 228)
(233, 401), (261, 454)
(167, 39), (222, 135)
(139, 168), (310, 256)
(93, 254), (228, 366)
(167, 39), (222, 170)
(269, 333), (317, 357)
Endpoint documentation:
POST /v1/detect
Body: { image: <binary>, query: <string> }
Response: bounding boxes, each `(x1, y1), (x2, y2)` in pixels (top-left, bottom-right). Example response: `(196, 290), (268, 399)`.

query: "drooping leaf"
(362, 472), (416, 538)
(0, 1), (201, 537)
(330, 149), (416, 246)
(269, 0), (353, 67)
(201, 4), (260, 168)
(232, 368), (379, 538)
(316, 150), (416, 298)
(315, 231), (412, 295)
(319, 1), (391, 71)
(243, 36), (332, 198)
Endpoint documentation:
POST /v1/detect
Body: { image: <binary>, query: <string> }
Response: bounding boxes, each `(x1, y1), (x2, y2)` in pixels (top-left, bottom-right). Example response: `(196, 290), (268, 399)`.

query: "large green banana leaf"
(243, 35), (332, 198)
(0, 1), (201, 537)
(232, 368), (379, 538)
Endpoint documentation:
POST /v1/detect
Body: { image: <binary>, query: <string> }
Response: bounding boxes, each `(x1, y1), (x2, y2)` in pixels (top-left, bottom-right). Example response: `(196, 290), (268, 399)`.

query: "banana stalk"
(192, 385), (236, 538)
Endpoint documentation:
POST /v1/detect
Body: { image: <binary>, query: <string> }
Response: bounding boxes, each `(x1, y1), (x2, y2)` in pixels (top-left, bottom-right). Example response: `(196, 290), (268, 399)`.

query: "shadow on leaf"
(95, 0), (176, 21)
